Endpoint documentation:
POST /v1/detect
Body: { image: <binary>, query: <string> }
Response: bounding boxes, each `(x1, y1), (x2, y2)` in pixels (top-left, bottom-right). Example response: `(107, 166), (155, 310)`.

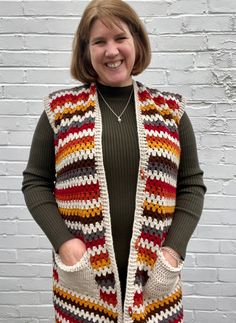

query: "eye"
(116, 36), (127, 42)
(94, 40), (105, 45)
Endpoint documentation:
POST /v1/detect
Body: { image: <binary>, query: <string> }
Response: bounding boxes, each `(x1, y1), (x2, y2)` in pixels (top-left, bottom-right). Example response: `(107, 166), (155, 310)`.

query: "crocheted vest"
(44, 81), (185, 323)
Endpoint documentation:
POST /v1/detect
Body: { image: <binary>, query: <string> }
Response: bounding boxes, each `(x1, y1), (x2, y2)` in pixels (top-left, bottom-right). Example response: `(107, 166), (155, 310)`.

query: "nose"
(105, 41), (119, 57)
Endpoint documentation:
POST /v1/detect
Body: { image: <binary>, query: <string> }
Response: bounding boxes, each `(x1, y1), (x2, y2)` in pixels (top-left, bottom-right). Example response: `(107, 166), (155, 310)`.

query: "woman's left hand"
(162, 247), (180, 268)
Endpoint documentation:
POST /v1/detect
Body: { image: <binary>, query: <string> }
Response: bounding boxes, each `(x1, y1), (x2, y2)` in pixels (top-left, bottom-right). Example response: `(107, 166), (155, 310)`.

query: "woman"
(22, 0), (206, 322)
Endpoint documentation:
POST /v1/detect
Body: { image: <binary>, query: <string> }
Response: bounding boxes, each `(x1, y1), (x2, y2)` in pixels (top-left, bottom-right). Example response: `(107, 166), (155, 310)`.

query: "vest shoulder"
(47, 83), (91, 100)
(136, 81), (185, 120)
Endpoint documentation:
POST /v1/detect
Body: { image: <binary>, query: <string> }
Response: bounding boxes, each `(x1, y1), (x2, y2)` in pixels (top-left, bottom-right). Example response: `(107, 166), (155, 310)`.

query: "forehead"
(89, 19), (130, 38)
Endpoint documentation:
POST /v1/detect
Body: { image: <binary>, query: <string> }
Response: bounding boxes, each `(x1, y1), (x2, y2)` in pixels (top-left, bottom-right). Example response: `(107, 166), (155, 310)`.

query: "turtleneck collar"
(96, 81), (134, 99)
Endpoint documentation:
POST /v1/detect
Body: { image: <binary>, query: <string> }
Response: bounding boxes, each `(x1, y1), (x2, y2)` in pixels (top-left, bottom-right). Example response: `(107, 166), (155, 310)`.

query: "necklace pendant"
(118, 117), (122, 123)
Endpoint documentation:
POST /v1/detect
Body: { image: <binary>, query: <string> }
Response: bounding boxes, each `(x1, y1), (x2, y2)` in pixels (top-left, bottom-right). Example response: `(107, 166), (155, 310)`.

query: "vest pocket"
(54, 251), (100, 298)
(144, 248), (183, 299)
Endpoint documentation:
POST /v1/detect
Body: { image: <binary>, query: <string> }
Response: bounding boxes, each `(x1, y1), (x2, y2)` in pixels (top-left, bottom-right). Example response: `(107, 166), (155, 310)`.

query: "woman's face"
(88, 19), (136, 87)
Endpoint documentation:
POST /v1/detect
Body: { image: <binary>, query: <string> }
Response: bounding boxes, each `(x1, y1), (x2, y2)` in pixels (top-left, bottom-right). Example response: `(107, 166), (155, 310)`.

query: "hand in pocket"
(58, 238), (87, 266)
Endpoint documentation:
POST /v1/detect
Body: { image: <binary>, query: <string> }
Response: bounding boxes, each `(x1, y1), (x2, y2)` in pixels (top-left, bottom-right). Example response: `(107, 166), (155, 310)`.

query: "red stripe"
(144, 124), (179, 140)
(55, 123), (95, 145)
(100, 290), (117, 306)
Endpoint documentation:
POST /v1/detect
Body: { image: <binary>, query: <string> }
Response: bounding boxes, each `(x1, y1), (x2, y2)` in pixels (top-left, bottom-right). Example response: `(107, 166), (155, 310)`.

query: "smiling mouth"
(105, 60), (123, 69)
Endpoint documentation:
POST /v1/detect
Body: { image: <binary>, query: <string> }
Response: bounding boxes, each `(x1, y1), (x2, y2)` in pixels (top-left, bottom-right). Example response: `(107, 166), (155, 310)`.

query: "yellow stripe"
(58, 206), (102, 217)
(56, 142), (95, 165)
(53, 285), (118, 319)
(55, 100), (95, 121)
(143, 200), (175, 214)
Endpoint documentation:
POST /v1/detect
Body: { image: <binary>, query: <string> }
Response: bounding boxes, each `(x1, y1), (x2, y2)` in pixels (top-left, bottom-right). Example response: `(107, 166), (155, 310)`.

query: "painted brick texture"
(0, 1), (236, 322)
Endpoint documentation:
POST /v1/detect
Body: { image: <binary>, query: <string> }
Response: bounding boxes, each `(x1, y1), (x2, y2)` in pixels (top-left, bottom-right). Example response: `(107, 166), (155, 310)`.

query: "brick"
(169, 0), (208, 14)
(201, 134), (236, 148)
(0, 206), (29, 220)
(151, 53), (194, 69)
(194, 52), (213, 67)
(150, 35), (207, 52)
(0, 319), (38, 323)
(0, 221), (17, 234)
(0, 69), (24, 83)
(24, 35), (73, 51)
(208, 0), (236, 13)
(0, 163), (7, 176)
(183, 15), (233, 32)
(202, 165), (236, 180)
(227, 119), (236, 133)
(4, 85), (49, 100)
(195, 283), (236, 296)
(197, 254), (236, 268)
(0, 35), (24, 50)
(183, 296), (216, 310)
(38, 236), (51, 249)
(0, 177), (23, 190)
(144, 17), (183, 34)
(215, 103), (236, 117)
(1, 52), (49, 67)
(190, 210), (236, 225)
(0, 132), (8, 145)
(195, 311), (236, 323)
(191, 117), (228, 133)
(224, 149), (236, 163)
(192, 85), (226, 101)
(217, 297), (236, 311)
(0, 250), (17, 262)
(182, 282), (195, 295)
(0, 191), (7, 205)
(0, 264), (40, 279)
(8, 191), (25, 205)
(186, 104), (216, 117)
(197, 225), (236, 239)
(17, 221), (44, 235)
(183, 310), (194, 322)
(0, 17), (77, 34)
(220, 241), (236, 254)
(203, 179), (222, 194)
(0, 235), (38, 249)
(187, 239), (219, 253)
(18, 305), (54, 318)
(136, 70), (166, 86)
(218, 269), (236, 282)
(2, 277), (52, 291)
(168, 70), (212, 85)
(6, 162), (27, 176)
(0, 115), (38, 131)
(0, 292), (40, 305)
(0, 101), (28, 115)
(22, 0), (86, 16)
(25, 68), (73, 84)
(208, 34), (236, 50)
(0, 306), (20, 318)
(182, 268), (217, 282)
(223, 180), (236, 195)
(17, 250), (51, 264)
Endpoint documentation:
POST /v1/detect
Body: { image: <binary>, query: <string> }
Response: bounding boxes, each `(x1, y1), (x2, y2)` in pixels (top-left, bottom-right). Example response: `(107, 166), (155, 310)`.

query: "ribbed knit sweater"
(22, 82), (206, 300)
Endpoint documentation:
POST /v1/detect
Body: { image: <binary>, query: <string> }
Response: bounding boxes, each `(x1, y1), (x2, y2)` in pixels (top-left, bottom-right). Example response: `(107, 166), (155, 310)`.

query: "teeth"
(106, 61), (122, 68)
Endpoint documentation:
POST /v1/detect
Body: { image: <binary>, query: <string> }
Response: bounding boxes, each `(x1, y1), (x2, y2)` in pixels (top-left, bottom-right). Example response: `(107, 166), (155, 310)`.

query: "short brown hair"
(71, 0), (151, 83)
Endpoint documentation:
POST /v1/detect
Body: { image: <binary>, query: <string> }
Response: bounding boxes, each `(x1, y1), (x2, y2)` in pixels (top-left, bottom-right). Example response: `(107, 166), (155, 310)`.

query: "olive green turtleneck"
(22, 82), (206, 299)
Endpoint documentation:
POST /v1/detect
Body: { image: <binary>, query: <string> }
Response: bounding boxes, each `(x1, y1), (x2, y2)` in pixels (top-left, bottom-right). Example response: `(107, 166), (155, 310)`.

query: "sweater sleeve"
(162, 111), (206, 260)
(22, 111), (75, 252)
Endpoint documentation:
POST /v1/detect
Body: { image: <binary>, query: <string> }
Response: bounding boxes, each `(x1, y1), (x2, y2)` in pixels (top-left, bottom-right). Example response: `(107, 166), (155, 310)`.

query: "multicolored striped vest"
(44, 81), (185, 323)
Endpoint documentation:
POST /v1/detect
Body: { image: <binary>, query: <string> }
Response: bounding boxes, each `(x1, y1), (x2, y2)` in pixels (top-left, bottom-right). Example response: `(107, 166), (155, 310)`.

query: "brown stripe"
(55, 104), (95, 127)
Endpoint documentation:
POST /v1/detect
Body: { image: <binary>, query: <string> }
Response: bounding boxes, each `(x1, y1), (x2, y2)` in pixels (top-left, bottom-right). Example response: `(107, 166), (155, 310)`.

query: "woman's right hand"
(58, 238), (87, 266)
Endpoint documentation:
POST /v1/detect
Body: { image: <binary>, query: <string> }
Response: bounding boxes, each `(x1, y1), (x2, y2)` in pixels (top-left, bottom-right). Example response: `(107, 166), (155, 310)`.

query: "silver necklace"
(97, 87), (134, 123)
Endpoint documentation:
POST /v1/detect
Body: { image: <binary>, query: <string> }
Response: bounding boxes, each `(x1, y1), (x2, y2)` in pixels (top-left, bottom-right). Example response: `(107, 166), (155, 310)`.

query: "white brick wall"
(0, 1), (235, 322)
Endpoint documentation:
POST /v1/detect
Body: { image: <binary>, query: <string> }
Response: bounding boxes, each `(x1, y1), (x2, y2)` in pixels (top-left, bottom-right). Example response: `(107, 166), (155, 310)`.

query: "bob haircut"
(71, 0), (151, 83)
